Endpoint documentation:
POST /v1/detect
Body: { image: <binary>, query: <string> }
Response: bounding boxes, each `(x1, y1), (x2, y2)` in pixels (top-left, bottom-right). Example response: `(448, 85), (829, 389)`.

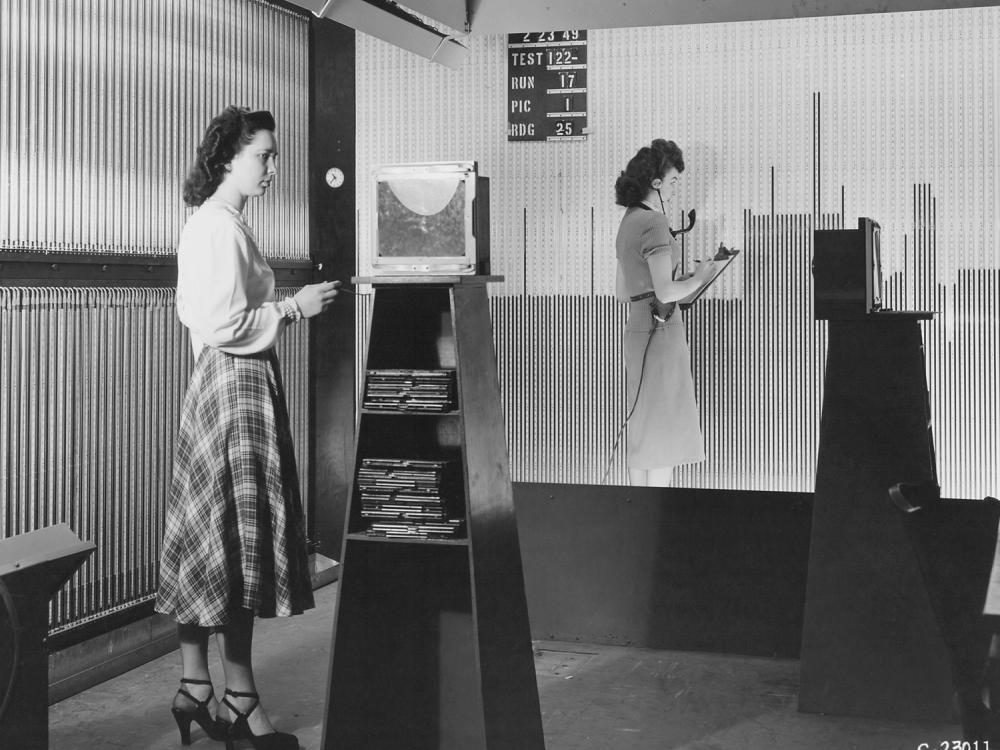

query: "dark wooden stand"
(799, 313), (954, 722)
(320, 275), (544, 750)
(0, 525), (95, 750)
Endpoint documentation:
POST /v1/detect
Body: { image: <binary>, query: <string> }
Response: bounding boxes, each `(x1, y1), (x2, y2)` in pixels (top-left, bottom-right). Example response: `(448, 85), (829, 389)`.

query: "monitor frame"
(370, 161), (483, 275)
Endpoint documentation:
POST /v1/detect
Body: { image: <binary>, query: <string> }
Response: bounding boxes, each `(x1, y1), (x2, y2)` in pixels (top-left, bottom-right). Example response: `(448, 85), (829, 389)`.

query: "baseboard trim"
(48, 554), (341, 704)
(48, 614), (178, 704)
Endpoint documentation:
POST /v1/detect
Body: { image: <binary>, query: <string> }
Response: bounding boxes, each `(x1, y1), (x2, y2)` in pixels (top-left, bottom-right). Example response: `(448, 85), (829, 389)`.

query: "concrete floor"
(50, 582), (960, 750)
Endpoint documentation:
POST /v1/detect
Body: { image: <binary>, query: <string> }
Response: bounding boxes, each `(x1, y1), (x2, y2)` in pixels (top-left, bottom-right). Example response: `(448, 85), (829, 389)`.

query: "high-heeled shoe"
(220, 688), (298, 750)
(171, 677), (227, 745)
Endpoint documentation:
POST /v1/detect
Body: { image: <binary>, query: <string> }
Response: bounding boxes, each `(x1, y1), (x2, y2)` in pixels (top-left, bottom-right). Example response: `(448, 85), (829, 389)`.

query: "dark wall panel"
(514, 482), (813, 658)
(309, 18), (357, 559)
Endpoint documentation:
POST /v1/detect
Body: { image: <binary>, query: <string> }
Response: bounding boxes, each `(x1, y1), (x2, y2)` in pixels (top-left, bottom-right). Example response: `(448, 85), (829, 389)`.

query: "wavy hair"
(182, 106), (276, 207)
(614, 139), (684, 207)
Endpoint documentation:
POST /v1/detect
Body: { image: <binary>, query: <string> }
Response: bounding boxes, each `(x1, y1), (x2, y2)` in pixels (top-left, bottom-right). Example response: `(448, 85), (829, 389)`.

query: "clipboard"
(679, 251), (739, 307)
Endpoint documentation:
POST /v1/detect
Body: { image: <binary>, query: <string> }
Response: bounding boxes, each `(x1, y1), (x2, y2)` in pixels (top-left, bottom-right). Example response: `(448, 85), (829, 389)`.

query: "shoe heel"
(171, 707), (193, 746)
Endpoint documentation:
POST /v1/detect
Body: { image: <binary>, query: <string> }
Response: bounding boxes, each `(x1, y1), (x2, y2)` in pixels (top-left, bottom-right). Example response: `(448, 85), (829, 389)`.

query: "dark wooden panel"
(364, 286), (455, 369)
(453, 283), (545, 750)
(324, 542), (484, 749)
(308, 16), (357, 559)
(799, 318), (952, 722)
(322, 279), (542, 750)
(0, 251), (312, 287)
(513, 482), (813, 657)
(0, 526), (94, 750)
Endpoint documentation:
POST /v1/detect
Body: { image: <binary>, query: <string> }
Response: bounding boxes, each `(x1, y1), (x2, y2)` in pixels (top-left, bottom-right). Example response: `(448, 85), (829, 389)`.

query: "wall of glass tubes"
(355, 8), (1000, 498)
(0, 0), (311, 634)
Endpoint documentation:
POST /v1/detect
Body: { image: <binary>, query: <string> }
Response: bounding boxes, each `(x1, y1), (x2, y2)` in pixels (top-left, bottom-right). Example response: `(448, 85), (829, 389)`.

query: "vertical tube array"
(275, 287), (312, 525)
(0, 0), (309, 259)
(0, 0), (311, 631)
(0, 287), (311, 632)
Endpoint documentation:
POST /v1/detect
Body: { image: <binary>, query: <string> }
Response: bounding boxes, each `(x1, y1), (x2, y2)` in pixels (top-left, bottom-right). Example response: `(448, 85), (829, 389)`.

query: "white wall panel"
(357, 8), (999, 497)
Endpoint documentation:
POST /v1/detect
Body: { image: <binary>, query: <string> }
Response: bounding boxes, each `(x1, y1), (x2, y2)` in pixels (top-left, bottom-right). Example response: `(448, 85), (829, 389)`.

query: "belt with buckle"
(629, 291), (655, 302)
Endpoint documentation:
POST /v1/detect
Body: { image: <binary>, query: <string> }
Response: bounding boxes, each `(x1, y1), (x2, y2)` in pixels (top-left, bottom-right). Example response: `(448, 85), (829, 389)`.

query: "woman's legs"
(216, 608), (277, 735)
(628, 466), (674, 487)
(175, 623), (217, 713)
(647, 467), (673, 487)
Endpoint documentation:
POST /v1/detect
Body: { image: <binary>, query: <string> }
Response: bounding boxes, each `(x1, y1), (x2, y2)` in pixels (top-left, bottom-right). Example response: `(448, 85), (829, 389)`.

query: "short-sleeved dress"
(155, 199), (314, 627)
(616, 205), (705, 471)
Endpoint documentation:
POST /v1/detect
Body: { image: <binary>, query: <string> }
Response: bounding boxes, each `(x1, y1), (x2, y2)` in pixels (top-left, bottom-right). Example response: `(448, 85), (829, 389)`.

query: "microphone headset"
(652, 177), (697, 238)
(651, 179), (667, 214)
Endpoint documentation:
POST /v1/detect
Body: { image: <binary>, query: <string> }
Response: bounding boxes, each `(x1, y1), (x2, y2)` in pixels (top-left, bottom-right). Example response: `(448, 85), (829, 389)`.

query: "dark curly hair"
(182, 106), (276, 207)
(614, 139), (684, 207)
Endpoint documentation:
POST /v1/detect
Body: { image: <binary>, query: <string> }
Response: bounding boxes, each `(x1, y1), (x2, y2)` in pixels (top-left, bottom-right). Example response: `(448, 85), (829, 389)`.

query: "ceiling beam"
(291, 0), (470, 68)
(468, 0), (1000, 34)
(392, 0), (471, 33)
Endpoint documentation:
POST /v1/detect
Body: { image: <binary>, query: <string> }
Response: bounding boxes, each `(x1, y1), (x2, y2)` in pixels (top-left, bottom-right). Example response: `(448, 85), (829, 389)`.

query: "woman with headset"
(614, 139), (718, 487)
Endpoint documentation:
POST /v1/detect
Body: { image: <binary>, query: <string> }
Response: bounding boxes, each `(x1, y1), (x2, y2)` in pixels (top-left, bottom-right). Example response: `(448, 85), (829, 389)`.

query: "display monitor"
(371, 161), (490, 275)
(813, 217), (884, 320)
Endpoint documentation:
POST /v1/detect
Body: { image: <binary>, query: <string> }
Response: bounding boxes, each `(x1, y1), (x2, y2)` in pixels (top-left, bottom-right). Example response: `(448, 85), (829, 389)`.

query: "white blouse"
(175, 199), (287, 359)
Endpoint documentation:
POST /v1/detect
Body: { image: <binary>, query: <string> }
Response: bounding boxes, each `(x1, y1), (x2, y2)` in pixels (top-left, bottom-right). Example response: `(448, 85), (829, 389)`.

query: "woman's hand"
(293, 280), (340, 318)
(693, 259), (717, 282)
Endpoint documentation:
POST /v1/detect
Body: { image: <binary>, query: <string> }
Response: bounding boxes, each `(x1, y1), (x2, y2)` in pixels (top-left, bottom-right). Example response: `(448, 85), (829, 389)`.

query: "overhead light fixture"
(295, 0), (470, 70)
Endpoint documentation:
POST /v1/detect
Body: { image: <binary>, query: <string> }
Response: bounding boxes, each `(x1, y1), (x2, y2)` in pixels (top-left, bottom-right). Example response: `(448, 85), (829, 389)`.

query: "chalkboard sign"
(507, 30), (587, 142)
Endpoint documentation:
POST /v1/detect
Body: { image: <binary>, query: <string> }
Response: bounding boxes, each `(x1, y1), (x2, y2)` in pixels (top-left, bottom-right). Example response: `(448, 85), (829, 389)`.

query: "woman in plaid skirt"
(155, 106), (339, 749)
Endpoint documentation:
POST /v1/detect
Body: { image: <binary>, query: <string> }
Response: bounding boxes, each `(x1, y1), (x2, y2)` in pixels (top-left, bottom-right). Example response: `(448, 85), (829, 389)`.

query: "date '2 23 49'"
(518, 31), (581, 43)
(515, 31), (581, 66)
(919, 742), (992, 750)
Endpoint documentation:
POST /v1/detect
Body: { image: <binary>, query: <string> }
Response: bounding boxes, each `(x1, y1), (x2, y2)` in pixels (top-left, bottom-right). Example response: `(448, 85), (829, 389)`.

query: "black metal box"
(813, 217), (882, 320)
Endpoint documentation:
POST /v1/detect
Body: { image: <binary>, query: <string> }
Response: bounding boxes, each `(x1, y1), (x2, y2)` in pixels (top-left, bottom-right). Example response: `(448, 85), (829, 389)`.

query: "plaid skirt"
(155, 347), (314, 626)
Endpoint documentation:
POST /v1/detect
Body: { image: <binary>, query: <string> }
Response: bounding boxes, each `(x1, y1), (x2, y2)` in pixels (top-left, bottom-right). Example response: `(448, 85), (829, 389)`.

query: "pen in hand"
(333, 284), (372, 297)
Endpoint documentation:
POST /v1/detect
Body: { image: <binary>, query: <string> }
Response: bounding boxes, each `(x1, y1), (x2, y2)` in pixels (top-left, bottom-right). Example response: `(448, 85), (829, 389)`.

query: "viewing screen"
(872, 222), (883, 309)
(377, 177), (465, 258)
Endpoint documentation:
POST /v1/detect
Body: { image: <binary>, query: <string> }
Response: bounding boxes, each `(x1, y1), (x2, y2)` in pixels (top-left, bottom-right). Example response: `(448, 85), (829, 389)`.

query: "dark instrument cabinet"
(320, 276), (544, 750)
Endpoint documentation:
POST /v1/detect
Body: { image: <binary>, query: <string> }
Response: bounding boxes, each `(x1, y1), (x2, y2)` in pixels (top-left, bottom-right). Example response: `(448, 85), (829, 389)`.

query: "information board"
(507, 30), (587, 142)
